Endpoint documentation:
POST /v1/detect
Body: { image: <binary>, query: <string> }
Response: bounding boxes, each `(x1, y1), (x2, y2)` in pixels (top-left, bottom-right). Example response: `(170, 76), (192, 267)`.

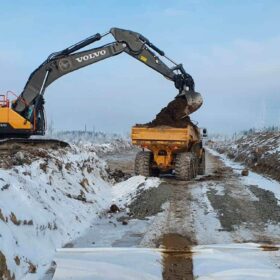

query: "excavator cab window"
(27, 106), (34, 119)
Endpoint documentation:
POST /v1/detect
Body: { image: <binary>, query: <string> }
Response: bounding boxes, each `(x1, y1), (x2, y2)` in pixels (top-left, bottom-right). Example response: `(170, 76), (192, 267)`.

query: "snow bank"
(0, 141), (159, 279)
(209, 131), (280, 181)
(0, 145), (113, 280)
(112, 176), (161, 207)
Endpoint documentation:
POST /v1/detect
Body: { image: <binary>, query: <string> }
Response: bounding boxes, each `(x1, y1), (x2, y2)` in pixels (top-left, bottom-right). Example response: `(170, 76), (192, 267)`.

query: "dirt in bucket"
(136, 97), (195, 128)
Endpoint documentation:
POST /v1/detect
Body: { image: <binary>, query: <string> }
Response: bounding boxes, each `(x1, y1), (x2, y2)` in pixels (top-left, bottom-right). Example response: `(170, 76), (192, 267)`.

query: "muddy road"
(103, 149), (280, 247)
(143, 152), (280, 247)
(68, 148), (280, 279)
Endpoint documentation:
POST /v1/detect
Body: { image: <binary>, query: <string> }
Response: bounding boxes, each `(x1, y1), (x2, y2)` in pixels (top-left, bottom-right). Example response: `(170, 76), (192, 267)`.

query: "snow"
(208, 147), (280, 202)
(0, 146), (112, 279)
(52, 244), (280, 279)
(191, 183), (234, 244)
(46, 131), (133, 154)
(112, 176), (161, 207)
(0, 142), (161, 279)
(72, 176), (161, 249)
(53, 248), (162, 280)
(194, 243), (280, 280)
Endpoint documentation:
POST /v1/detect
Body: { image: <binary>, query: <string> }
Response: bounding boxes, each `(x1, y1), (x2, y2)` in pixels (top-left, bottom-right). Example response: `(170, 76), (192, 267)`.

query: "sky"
(0, 0), (279, 135)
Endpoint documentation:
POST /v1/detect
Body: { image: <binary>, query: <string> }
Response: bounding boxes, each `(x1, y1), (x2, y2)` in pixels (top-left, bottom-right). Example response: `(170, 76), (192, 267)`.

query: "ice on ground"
(194, 243), (280, 280)
(52, 244), (280, 280)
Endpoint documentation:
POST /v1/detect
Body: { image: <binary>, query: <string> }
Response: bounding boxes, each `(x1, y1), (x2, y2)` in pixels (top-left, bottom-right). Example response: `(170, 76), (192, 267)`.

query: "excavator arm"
(8, 27), (202, 137)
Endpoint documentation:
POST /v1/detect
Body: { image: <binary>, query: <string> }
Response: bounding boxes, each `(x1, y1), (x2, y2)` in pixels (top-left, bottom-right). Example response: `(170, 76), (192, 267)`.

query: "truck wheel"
(135, 151), (152, 177)
(198, 150), (206, 175)
(175, 152), (192, 180)
(190, 154), (198, 178)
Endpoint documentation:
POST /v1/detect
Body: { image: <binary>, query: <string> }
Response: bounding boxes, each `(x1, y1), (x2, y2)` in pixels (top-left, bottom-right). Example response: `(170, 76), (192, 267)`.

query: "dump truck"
(131, 124), (206, 180)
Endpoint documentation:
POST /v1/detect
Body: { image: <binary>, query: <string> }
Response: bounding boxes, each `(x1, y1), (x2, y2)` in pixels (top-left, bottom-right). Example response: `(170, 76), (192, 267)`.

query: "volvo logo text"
(75, 50), (106, 63)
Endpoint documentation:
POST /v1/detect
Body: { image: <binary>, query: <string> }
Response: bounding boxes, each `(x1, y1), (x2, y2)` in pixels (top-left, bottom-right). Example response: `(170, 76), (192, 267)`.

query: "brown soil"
(159, 233), (194, 280)
(137, 98), (194, 128)
(0, 251), (14, 280)
(211, 131), (280, 182)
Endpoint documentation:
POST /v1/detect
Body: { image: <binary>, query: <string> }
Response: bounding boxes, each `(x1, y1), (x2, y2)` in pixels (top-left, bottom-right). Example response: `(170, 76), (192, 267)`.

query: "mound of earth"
(137, 98), (194, 128)
(210, 131), (280, 182)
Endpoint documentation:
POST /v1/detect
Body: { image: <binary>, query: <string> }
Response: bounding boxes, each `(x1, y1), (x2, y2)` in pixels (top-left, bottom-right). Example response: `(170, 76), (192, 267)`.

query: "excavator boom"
(0, 27), (202, 139)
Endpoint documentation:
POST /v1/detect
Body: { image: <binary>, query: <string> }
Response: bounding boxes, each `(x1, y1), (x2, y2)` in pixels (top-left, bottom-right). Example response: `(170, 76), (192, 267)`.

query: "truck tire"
(175, 152), (192, 180)
(190, 153), (198, 178)
(198, 150), (206, 175)
(135, 151), (152, 177)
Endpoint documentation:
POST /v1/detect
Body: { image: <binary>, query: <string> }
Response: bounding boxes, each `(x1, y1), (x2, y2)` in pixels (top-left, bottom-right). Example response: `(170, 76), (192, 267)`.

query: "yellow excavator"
(0, 27), (202, 140)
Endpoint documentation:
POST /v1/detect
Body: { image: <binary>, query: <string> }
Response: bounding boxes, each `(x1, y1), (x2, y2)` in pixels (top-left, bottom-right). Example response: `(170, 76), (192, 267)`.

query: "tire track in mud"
(137, 179), (198, 279)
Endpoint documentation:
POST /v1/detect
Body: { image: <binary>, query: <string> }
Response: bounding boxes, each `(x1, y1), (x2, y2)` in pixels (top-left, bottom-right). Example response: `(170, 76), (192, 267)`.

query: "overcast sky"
(0, 0), (279, 135)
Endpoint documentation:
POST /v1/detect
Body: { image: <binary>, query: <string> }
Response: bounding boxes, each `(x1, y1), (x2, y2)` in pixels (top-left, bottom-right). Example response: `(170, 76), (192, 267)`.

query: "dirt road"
(138, 151), (280, 247)
(77, 149), (280, 247)
(70, 148), (280, 279)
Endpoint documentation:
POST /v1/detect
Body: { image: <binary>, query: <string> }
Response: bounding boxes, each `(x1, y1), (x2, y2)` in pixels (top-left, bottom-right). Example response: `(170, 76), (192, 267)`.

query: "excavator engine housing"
(0, 95), (35, 138)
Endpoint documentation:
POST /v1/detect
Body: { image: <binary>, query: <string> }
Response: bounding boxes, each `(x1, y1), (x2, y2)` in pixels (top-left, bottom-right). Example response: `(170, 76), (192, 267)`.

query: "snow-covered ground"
(2, 136), (280, 279)
(46, 131), (133, 155)
(209, 130), (280, 182)
(0, 143), (159, 280)
(189, 148), (280, 245)
(208, 148), (280, 202)
(53, 244), (280, 280)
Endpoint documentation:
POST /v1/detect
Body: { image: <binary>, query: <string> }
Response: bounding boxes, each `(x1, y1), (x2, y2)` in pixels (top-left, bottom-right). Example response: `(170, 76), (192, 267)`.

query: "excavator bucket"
(180, 89), (203, 115)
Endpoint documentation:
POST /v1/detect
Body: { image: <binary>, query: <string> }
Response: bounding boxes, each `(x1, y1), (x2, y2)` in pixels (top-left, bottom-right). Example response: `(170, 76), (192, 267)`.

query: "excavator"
(0, 27), (202, 141)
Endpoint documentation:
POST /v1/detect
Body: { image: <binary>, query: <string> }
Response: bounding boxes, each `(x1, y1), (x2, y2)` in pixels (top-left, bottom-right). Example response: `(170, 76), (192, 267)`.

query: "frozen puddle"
(53, 243), (280, 279)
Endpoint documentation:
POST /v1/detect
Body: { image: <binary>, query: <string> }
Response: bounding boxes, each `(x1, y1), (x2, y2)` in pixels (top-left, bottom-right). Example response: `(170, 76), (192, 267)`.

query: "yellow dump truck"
(131, 125), (206, 180)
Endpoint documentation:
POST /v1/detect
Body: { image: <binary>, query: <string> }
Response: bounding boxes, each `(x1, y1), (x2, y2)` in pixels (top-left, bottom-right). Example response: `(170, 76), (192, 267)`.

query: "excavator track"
(0, 138), (69, 155)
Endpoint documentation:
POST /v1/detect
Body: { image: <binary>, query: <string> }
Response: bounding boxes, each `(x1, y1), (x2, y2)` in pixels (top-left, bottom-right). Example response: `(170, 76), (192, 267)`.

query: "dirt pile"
(210, 131), (280, 182)
(137, 98), (194, 128)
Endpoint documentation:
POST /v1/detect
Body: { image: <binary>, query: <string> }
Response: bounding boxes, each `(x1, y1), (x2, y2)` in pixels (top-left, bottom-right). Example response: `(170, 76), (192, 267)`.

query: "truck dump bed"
(131, 125), (200, 147)
(131, 125), (204, 177)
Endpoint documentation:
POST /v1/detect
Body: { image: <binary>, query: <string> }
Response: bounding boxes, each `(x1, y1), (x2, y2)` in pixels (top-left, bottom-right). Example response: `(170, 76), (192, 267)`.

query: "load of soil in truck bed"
(136, 98), (194, 128)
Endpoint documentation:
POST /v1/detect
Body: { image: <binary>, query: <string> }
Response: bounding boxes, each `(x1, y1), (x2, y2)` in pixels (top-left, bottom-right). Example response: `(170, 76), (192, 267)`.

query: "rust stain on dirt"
(159, 233), (195, 280)
(260, 244), (279, 251)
